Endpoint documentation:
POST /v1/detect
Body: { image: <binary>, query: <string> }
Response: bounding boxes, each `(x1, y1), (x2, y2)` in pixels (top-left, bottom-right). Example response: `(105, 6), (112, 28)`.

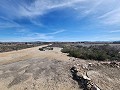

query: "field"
(0, 43), (120, 90)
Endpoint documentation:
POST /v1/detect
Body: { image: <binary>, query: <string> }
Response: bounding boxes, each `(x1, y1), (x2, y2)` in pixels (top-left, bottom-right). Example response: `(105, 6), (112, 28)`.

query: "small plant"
(48, 47), (53, 50)
(39, 48), (44, 51)
(39, 47), (53, 51)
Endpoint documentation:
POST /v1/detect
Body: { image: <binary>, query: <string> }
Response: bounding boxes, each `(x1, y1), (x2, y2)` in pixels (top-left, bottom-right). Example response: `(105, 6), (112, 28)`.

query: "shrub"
(39, 48), (44, 51)
(48, 47), (53, 50)
(39, 47), (53, 51)
(0, 43), (43, 53)
(61, 45), (120, 61)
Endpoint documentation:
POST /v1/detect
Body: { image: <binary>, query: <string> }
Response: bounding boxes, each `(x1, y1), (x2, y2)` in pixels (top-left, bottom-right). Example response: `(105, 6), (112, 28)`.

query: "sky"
(0, 0), (120, 42)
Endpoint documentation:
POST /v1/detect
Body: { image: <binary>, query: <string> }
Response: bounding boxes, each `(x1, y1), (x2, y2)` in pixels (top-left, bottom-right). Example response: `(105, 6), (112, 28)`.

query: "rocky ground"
(0, 45), (120, 90)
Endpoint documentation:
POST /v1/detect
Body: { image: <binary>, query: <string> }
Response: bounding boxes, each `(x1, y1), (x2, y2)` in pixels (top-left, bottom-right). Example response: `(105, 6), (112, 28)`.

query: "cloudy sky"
(0, 0), (120, 42)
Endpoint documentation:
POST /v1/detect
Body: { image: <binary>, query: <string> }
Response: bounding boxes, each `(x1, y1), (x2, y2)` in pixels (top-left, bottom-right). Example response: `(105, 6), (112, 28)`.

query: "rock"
(91, 85), (101, 90)
(73, 59), (76, 61)
(82, 75), (91, 81)
(77, 72), (83, 77)
(76, 64), (80, 66)
(101, 61), (120, 68)
(82, 64), (88, 69)
(88, 63), (93, 67)
(109, 61), (120, 68)
(70, 65), (102, 90)
(117, 65), (119, 68)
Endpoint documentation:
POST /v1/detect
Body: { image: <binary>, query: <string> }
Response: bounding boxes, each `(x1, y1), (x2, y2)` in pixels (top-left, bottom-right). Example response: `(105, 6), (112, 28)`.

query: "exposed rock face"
(91, 85), (101, 90)
(100, 61), (120, 68)
(70, 66), (101, 90)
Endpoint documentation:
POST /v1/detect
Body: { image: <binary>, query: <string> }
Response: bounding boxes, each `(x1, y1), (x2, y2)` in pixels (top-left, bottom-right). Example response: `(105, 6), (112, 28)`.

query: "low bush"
(48, 47), (53, 50)
(0, 44), (42, 53)
(39, 48), (44, 51)
(61, 45), (120, 61)
(39, 47), (53, 51)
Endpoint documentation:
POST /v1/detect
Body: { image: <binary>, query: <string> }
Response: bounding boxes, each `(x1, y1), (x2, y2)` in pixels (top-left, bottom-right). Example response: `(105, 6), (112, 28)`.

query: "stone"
(91, 85), (101, 90)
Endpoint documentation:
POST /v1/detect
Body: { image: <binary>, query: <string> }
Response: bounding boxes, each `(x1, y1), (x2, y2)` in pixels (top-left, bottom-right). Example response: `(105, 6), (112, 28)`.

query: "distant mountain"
(113, 41), (120, 44)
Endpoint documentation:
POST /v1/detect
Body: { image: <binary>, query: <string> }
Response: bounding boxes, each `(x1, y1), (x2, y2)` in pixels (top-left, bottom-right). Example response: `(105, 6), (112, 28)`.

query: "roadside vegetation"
(0, 43), (43, 53)
(61, 44), (120, 61)
(39, 46), (53, 51)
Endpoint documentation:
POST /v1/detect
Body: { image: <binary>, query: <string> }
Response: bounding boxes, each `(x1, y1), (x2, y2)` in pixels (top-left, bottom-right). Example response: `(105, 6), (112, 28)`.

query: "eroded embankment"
(70, 61), (120, 90)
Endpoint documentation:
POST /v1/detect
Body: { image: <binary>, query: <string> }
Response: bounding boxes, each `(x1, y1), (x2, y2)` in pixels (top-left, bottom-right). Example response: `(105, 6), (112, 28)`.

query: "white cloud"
(47, 29), (65, 35)
(23, 33), (54, 41)
(99, 8), (120, 25)
(0, 16), (21, 29)
(73, 0), (120, 25)
(0, 0), (120, 30)
(19, 0), (86, 17)
(0, 0), (87, 27)
(5, 32), (54, 42)
(11, 29), (66, 41)
(109, 30), (120, 33)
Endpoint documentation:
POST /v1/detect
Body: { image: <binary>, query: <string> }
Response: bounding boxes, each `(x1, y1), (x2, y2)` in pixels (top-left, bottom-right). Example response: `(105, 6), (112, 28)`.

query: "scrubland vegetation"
(0, 42), (120, 90)
(39, 46), (53, 51)
(61, 44), (120, 61)
(1, 42), (120, 61)
(0, 42), (44, 52)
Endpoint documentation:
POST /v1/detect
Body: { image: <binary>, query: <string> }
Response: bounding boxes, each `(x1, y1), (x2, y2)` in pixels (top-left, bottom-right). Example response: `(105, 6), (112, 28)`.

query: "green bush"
(61, 45), (120, 61)
(38, 47), (53, 51)
(0, 43), (42, 52)
(39, 48), (44, 51)
(48, 47), (53, 50)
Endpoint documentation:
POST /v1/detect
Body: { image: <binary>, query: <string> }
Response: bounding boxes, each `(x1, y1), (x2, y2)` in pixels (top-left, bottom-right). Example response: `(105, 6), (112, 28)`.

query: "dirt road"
(0, 45), (120, 90)
(0, 45), (80, 90)
(0, 45), (69, 65)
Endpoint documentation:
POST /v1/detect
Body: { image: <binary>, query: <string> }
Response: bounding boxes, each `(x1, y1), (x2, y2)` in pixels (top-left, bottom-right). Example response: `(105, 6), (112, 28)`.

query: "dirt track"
(0, 45), (120, 90)
(0, 45), (69, 65)
(0, 45), (80, 90)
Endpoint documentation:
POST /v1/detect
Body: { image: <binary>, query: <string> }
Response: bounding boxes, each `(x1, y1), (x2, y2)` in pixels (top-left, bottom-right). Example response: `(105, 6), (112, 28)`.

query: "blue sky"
(0, 0), (120, 42)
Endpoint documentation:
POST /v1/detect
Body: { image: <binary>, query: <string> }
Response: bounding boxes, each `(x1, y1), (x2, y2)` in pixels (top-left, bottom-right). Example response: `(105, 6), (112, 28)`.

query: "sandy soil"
(0, 45), (79, 90)
(0, 59), (80, 90)
(0, 45), (70, 65)
(0, 45), (120, 90)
